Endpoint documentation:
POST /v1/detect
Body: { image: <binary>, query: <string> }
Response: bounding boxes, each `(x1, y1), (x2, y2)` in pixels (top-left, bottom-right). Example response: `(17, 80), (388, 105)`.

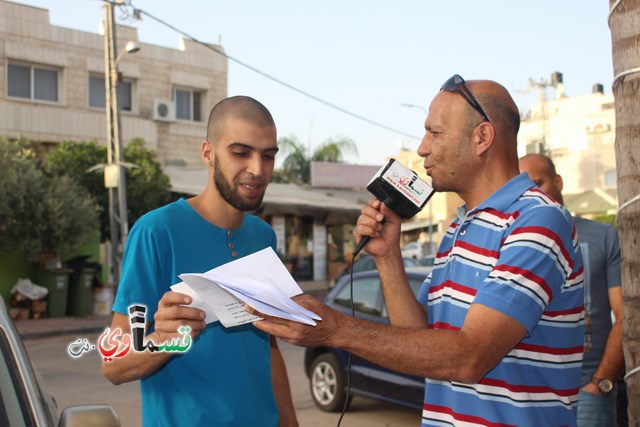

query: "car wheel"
(309, 353), (351, 412)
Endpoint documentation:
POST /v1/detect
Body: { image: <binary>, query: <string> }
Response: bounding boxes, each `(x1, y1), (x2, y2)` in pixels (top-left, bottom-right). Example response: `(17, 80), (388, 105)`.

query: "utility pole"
(520, 72), (564, 155)
(103, 1), (129, 287)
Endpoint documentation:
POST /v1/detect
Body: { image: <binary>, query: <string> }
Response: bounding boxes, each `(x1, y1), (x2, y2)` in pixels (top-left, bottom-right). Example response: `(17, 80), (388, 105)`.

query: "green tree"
(0, 138), (98, 259)
(312, 136), (358, 162)
(592, 213), (616, 226)
(273, 136), (311, 184)
(0, 138), (47, 255)
(46, 140), (108, 237)
(273, 135), (358, 184)
(47, 138), (171, 240)
(123, 138), (172, 225)
(37, 175), (99, 256)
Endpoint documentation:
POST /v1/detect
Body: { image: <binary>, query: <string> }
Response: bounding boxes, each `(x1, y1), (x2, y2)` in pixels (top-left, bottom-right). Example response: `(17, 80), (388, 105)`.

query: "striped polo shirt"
(417, 173), (584, 427)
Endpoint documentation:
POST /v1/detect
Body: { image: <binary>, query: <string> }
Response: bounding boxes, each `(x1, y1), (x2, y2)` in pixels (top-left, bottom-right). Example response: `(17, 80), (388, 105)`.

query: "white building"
(518, 72), (617, 195)
(0, 0), (227, 167)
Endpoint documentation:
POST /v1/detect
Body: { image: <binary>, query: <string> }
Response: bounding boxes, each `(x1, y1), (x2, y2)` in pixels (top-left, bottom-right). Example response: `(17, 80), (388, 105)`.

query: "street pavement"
(25, 334), (421, 427)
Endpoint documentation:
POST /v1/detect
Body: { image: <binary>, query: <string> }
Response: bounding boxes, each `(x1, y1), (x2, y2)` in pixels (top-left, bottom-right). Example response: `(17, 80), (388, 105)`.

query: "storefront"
(257, 183), (364, 281)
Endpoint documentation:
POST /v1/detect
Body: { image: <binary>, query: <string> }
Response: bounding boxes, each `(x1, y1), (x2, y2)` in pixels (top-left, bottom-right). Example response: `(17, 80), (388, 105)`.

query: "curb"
(15, 315), (112, 340)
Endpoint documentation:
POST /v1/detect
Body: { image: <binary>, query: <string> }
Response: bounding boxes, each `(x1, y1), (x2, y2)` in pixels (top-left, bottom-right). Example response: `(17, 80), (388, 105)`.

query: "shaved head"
(206, 96), (276, 144)
(519, 153), (564, 204)
(468, 80), (521, 141)
(520, 153), (558, 176)
(419, 76), (524, 207)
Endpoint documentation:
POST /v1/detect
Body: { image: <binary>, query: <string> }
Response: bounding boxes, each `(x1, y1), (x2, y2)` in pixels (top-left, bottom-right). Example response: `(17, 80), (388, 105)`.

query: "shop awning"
(164, 166), (366, 225)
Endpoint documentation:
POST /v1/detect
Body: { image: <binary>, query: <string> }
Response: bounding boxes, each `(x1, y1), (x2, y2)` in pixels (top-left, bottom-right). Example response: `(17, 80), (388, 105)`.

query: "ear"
(553, 173), (564, 193)
(474, 122), (495, 156)
(201, 140), (214, 166)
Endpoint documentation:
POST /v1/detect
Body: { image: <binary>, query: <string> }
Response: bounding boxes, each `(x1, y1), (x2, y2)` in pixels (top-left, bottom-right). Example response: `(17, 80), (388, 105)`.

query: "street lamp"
(401, 102), (433, 254)
(115, 41), (140, 63)
(104, 2), (139, 286)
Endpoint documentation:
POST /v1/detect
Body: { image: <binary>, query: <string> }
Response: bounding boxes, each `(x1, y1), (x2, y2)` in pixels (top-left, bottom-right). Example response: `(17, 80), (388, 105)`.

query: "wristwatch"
(590, 377), (614, 394)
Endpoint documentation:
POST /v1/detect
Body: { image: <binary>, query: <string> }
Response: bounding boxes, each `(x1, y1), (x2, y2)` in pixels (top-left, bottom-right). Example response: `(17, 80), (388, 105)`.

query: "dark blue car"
(304, 267), (431, 412)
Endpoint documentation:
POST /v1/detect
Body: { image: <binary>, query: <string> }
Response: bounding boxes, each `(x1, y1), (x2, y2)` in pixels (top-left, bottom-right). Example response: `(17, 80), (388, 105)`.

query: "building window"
(173, 87), (202, 121)
(7, 63), (59, 102)
(88, 75), (132, 111)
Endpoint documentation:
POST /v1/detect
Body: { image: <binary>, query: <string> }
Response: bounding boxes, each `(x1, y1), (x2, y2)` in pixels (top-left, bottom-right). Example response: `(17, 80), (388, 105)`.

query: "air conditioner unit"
(153, 99), (176, 122)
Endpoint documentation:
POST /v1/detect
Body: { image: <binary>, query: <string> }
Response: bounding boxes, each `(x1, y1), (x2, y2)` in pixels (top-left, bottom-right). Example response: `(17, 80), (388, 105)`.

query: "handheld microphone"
(352, 158), (435, 257)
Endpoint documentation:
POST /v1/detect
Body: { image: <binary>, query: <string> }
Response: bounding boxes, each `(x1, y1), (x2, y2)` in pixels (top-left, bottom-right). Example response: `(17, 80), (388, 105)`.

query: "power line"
(121, 1), (421, 140)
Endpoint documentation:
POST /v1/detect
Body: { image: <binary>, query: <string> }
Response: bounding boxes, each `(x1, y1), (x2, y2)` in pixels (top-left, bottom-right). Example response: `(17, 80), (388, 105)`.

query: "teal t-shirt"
(113, 198), (279, 427)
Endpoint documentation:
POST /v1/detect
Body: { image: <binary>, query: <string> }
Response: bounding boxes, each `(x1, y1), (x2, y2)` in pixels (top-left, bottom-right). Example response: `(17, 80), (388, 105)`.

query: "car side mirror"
(59, 404), (120, 427)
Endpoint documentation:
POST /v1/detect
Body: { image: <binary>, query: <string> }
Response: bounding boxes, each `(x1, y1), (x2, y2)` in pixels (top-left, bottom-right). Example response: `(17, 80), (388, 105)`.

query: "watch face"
(598, 379), (614, 393)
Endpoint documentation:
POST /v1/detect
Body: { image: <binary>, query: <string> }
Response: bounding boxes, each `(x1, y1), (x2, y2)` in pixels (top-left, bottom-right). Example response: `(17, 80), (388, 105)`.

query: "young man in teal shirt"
(103, 96), (298, 426)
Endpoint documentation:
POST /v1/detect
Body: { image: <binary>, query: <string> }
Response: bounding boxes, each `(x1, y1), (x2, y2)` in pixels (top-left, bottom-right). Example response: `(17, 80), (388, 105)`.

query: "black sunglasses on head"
(440, 74), (490, 122)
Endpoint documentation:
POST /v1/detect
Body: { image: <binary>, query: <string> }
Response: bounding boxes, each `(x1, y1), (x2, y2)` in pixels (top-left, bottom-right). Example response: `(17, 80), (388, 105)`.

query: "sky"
(17, 0), (615, 166)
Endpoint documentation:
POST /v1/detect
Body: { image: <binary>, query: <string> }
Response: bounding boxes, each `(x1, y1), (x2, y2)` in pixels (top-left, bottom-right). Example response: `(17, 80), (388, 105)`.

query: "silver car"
(0, 298), (120, 426)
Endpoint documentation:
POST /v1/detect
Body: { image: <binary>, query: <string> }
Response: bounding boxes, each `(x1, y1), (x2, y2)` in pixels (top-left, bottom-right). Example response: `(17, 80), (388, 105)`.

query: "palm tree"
(273, 135), (358, 184)
(609, 0), (640, 423)
(311, 136), (358, 163)
(273, 136), (310, 184)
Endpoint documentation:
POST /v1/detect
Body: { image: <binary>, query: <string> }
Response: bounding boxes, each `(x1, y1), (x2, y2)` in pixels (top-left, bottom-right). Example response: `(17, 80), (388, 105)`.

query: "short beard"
(213, 157), (264, 212)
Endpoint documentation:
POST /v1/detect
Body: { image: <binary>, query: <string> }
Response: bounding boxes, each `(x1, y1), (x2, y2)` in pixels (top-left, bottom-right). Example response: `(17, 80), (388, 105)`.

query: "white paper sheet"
(170, 247), (321, 328)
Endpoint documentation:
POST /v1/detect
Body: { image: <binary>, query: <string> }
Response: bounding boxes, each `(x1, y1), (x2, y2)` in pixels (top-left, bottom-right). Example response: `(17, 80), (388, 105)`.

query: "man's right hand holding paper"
(154, 291), (207, 342)
(102, 291), (206, 385)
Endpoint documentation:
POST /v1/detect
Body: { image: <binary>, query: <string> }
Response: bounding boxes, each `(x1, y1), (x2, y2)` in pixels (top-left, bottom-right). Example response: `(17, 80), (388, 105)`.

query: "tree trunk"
(609, 0), (640, 424)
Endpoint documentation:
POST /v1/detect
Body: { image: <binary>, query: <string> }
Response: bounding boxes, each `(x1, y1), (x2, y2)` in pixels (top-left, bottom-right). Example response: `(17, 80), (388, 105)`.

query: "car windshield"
(333, 276), (383, 316)
(333, 272), (429, 320)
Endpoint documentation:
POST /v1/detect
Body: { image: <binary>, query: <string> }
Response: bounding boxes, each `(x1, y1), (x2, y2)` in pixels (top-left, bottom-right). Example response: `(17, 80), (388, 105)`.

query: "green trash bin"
(35, 268), (72, 318)
(68, 268), (96, 317)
